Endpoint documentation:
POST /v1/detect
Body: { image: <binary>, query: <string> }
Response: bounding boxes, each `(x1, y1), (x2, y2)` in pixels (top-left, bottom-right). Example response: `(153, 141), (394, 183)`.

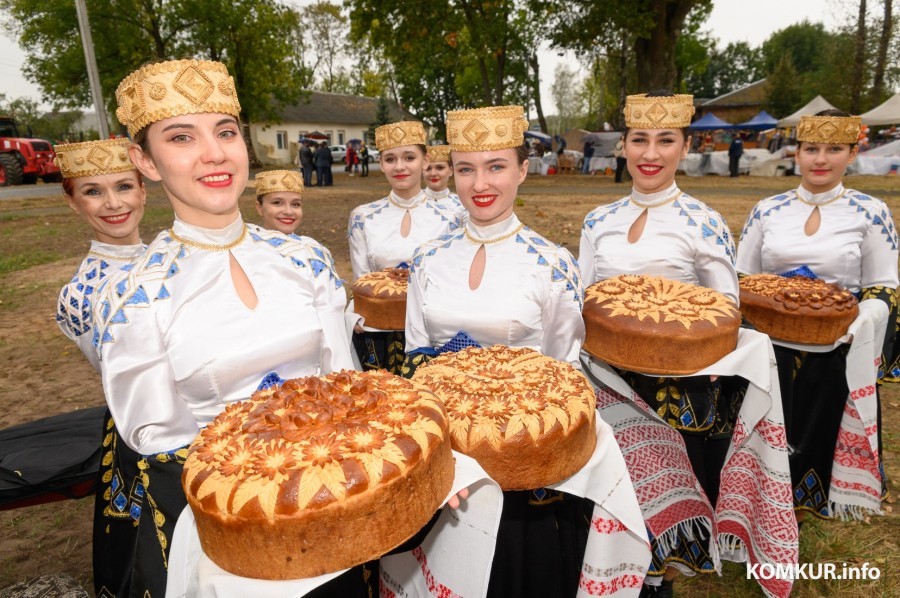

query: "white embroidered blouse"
(735, 184), (899, 292)
(405, 214), (585, 367)
(57, 241), (146, 371)
(348, 190), (461, 280)
(92, 216), (354, 455)
(578, 182), (739, 304)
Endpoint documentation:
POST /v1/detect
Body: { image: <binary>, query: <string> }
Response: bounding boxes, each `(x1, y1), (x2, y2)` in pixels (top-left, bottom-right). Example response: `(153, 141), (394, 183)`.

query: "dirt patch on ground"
(1, 171), (899, 595)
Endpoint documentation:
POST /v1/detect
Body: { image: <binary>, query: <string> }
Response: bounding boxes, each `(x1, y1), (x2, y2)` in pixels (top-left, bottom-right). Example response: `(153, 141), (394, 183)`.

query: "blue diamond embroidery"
(115, 280), (128, 297)
(680, 411), (694, 426)
(267, 237), (286, 247)
(558, 259), (569, 273)
(111, 308), (127, 324)
(69, 296), (79, 309)
(701, 224), (715, 238)
(537, 255), (548, 266)
(155, 285), (170, 301)
(113, 492), (128, 512)
(129, 504), (142, 521)
(313, 247), (326, 260)
(309, 259), (327, 276)
(148, 252), (165, 266)
(124, 286), (149, 306)
(531, 237), (548, 246)
(290, 256), (305, 268)
(166, 263), (179, 278)
(551, 268), (564, 282)
(111, 476), (120, 493)
(102, 329), (114, 344)
(121, 264), (134, 272)
(134, 483), (145, 498)
(100, 301), (110, 321)
(249, 232), (263, 242)
(526, 245), (538, 254)
(515, 234), (526, 243)
(177, 247), (187, 259)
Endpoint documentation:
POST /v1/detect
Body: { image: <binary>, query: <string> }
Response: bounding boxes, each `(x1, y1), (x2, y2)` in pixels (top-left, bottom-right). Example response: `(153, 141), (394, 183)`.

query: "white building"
(249, 91), (419, 166)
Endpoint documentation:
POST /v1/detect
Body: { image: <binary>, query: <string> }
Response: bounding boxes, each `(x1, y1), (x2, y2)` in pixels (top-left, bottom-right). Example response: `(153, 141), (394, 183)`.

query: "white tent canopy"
(860, 93), (900, 126)
(777, 96), (838, 127)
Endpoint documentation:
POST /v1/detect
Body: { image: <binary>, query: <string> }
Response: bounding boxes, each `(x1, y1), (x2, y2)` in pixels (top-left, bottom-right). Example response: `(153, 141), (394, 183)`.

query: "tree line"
(0, 0), (897, 140)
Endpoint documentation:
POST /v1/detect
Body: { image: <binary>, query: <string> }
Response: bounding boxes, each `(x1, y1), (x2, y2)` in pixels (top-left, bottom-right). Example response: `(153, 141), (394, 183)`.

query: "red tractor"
(0, 116), (61, 186)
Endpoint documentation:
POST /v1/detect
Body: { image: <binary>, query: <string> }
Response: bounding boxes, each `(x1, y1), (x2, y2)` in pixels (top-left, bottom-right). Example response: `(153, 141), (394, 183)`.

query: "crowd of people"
(49, 58), (897, 598)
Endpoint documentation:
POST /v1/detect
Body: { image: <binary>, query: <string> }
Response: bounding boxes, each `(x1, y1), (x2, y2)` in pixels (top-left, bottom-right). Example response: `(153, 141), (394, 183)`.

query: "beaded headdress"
(255, 169), (303, 197)
(623, 94), (695, 129)
(375, 121), (426, 151)
(446, 105), (528, 152)
(426, 144), (451, 163)
(115, 59), (241, 138)
(797, 115), (861, 145)
(53, 138), (135, 179)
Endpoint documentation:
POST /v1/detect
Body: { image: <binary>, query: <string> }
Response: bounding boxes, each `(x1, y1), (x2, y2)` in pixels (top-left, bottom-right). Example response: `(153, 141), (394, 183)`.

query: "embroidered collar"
(388, 189), (425, 209)
(797, 184), (845, 206)
(425, 188), (450, 200)
(170, 215), (246, 251)
(465, 214), (523, 244)
(630, 182), (681, 208)
(87, 240), (145, 261)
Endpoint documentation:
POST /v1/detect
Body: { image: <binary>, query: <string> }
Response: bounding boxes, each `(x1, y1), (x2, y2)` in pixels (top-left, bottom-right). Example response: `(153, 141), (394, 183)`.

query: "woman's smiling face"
(452, 148), (527, 227)
(624, 128), (689, 194)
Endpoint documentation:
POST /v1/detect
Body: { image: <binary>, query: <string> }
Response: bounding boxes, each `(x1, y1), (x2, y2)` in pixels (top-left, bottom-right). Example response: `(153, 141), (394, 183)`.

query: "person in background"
(423, 143), (465, 216)
(348, 121), (461, 373)
(582, 139), (594, 174)
(53, 138), (147, 597)
(299, 139), (314, 187)
(728, 133), (744, 177)
(254, 169), (304, 235)
(346, 143), (357, 177)
(314, 141), (332, 186)
(613, 134), (626, 182)
(359, 142), (370, 177)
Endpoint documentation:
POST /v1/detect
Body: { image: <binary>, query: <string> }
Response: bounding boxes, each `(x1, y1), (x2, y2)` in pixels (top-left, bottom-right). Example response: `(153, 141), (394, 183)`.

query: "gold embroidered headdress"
(375, 121), (426, 151)
(426, 144), (451, 163)
(797, 115), (861, 145)
(624, 94), (695, 129)
(53, 138), (135, 179)
(255, 170), (303, 197)
(446, 105), (528, 152)
(115, 59), (241, 138)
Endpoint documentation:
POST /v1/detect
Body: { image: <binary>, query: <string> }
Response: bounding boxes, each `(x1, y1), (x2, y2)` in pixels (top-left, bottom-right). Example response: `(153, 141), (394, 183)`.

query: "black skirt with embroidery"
(352, 330), (406, 375)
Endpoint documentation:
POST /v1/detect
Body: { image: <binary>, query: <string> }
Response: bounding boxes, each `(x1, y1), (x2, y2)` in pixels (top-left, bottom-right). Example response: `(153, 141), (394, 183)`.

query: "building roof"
(276, 91), (419, 125)
(701, 79), (769, 108)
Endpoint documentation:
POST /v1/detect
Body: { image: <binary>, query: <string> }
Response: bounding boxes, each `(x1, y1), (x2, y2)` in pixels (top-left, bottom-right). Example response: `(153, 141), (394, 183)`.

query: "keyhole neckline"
(464, 222), (525, 245)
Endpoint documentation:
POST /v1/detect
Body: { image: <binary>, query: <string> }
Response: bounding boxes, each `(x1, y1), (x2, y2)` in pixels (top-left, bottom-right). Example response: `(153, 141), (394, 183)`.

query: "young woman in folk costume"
(404, 106), (602, 598)
(736, 111), (898, 523)
(348, 121), (461, 373)
(423, 143), (465, 217)
(92, 58), (365, 596)
(52, 138), (148, 596)
(254, 169), (304, 235)
(578, 93), (751, 596)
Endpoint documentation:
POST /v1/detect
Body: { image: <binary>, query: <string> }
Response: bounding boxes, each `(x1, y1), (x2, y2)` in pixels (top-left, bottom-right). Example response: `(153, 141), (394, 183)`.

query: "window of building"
(276, 130), (288, 150)
(338, 130), (345, 144)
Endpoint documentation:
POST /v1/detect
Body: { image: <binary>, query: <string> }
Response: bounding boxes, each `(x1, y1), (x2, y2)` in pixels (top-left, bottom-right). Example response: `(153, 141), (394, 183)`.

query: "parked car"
(329, 145), (348, 163)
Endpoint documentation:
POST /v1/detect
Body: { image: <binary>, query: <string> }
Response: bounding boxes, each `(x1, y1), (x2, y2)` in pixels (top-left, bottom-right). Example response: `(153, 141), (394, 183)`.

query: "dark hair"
(624, 90), (691, 140)
(797, 109), (858, 149)
(62, 169), (144, 197)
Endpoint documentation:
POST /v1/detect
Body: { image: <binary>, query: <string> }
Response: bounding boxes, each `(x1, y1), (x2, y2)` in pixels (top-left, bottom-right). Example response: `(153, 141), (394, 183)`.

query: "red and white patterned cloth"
(583, 329), (799, 598)
(381, 419), (650, 598)
(773, 299), (888, 519)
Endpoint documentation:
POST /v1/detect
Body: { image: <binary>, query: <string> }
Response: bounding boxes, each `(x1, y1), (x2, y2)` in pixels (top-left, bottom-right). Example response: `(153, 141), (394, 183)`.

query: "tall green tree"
(545, 0), (712, 91)
(347, 0), (539, 136)
(764, 55), (803, 117)
(0, 0), (310, 129)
